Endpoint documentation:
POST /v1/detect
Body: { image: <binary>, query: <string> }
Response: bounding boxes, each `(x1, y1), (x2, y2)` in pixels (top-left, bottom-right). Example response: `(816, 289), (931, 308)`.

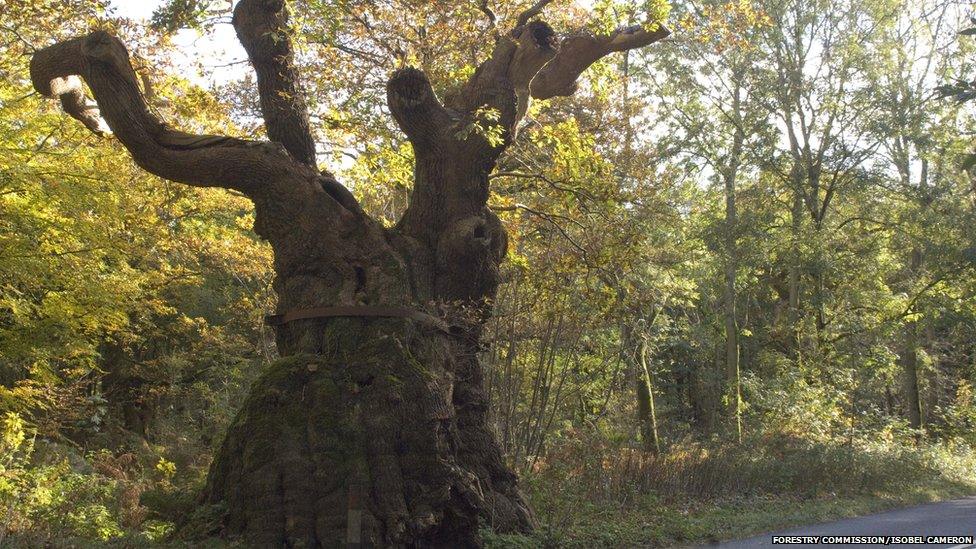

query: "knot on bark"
(507, 21), (557, 126)
(435, 214), (505, 302)
(82, 31), (136, 76)
(437, 216), (492, 259)
(482, 207), (508, 262)
(513, 20), (557, 51)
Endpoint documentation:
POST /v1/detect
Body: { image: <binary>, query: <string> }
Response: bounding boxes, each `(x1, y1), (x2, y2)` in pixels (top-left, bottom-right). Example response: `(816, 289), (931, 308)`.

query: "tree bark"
(203, 324), (525, 546)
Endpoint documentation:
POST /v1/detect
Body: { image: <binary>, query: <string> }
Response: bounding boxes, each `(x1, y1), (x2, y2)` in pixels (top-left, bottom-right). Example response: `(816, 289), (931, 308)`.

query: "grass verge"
(485, 434), (976, 548)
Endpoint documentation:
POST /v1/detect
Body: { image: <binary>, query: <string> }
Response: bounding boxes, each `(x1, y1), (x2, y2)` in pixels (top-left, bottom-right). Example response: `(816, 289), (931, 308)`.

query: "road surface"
(712, 497), (976, 548)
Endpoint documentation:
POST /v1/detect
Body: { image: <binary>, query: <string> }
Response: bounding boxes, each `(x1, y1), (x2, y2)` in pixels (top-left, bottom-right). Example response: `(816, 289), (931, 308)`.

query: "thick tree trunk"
(203, 319), (530, 546)
(201, 204), (532, 546)
(204, 328), (474, 546)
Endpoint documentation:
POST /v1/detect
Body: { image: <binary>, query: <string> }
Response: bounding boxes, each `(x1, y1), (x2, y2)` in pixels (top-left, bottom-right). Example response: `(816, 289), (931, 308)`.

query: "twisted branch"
(531, 23), (671, 100)
(30, 31), (303, 197)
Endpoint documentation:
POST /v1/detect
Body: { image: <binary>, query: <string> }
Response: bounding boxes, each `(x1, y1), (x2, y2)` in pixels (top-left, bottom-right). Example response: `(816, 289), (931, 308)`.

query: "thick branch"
(386, 67), (454, 151)
(447, 21), (557, 141)
(30, 31), (300, 196)
(234, 0), (317, 166)
(531, 23), (671, 100)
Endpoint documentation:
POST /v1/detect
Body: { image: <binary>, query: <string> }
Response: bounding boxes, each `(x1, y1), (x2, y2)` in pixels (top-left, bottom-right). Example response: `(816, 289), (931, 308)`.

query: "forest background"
(3, 0), (976, 546)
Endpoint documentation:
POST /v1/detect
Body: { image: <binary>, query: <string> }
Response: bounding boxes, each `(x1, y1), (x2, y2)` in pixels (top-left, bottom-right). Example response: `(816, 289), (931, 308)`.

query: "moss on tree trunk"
(203, 318), (530, 546)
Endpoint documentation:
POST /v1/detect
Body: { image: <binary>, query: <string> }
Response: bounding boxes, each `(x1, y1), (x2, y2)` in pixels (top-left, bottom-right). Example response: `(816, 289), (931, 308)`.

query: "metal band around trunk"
(264, 305), (451, 332)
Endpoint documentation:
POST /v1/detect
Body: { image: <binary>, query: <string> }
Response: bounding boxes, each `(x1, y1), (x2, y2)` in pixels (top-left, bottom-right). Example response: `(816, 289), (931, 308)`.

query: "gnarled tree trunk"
(29, 1), (668, 545)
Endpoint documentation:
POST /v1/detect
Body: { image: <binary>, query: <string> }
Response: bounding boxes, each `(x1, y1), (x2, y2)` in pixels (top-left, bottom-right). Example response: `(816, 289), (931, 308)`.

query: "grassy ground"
(484, 434), (976, 548)
(8, 487), (972, 549)
(485, 487), (975, 548)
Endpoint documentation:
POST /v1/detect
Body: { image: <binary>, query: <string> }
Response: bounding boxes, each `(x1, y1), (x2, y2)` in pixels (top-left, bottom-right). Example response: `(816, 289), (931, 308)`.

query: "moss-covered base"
(202, 319), (485, 547)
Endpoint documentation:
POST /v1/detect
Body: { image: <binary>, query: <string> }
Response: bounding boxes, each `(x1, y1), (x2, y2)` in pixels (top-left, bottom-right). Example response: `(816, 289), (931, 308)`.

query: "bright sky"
(108, 0), (601, 172)
(108, 0), (598, 88)
(110, 0), (247, 86)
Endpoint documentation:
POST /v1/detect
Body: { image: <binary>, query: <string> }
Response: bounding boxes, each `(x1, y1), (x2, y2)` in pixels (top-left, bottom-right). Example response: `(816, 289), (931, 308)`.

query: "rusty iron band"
(265, 305), (449, 331)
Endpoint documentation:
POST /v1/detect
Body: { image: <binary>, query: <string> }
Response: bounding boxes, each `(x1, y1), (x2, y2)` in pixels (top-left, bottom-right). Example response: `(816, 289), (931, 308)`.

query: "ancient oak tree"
(30, 0), (668, 545)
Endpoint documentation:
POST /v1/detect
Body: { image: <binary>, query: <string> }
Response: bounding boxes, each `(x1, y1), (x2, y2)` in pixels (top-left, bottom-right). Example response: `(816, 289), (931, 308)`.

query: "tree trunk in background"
(788, 167), (804, 358)
(619, 314), (659, 452)
(900, 317), (923, 437)
(687, 366), (713, 433)
(723, 254), (742, 440)
(101, 343), (154, 439)
(900, 245), (924, 439)
(636, 338), (660, 454)
(723, 245), (742, 442)
(723, 83), (744, 442)
(898, 159), (929, 442)
(617, 49), (659, 453)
